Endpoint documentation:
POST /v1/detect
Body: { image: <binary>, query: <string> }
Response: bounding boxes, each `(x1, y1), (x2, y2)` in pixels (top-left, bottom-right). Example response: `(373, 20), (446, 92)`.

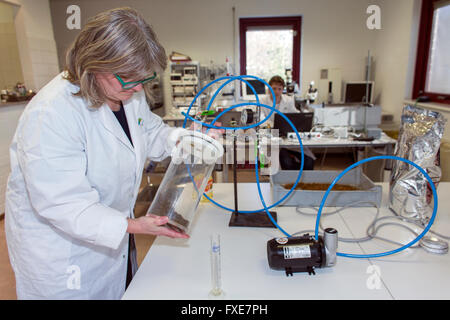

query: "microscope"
(305, 81), (318, 104)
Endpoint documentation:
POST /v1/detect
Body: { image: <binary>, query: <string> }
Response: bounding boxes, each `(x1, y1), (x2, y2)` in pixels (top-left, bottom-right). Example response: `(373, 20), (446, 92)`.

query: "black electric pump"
(267, 228), (338, 276)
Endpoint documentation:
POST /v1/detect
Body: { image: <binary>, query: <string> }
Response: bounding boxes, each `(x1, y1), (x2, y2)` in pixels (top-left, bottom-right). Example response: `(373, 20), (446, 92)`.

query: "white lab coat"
(259, 94), (316, 161)
(259, 94), (297, 128)
(5, 72), (185, 299)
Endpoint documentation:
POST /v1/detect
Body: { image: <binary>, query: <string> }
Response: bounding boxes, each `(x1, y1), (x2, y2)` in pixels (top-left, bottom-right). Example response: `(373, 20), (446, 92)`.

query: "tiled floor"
(0, 152), (354, 299)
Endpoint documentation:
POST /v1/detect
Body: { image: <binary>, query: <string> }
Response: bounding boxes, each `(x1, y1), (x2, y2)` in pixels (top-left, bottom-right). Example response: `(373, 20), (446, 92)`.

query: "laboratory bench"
(0, 101), (30, 108)
(218, 132), (397, 181)
(162, 110), (398, 172)
(123, 182), (450, 300)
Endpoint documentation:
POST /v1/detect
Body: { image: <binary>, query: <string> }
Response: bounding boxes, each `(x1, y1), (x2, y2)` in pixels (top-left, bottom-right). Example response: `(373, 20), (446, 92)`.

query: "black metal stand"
(228, 131), (277, 228)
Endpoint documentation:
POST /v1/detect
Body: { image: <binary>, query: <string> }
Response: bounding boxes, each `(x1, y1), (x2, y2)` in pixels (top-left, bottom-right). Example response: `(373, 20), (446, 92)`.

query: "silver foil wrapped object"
(389, 105), (446, 225)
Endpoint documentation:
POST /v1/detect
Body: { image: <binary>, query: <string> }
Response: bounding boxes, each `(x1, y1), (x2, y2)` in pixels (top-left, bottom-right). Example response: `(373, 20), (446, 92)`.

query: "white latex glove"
(166, 127), (190, 150)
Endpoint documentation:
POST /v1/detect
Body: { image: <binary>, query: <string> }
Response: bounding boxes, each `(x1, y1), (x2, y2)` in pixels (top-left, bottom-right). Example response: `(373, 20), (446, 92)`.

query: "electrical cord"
(294, 202), (450, 251)
(294, 200), (380, 243)
(314, 155), (439, 258)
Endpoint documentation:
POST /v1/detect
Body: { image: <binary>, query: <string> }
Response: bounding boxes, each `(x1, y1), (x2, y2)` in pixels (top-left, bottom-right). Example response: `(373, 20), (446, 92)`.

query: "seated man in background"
(260, 75), (315, 170)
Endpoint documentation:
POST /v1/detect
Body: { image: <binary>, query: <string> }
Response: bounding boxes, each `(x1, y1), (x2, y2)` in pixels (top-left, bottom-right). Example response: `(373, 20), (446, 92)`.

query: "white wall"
(372, 0), (449, 140)
(49, 0), (380, 114)
(372, 0), (421, 124)
(235, 0), (376, 96)
(47, 0), (444, 129)
(0, 0), (59, 214)
(0, 2), (24, 89)
(5, 0), (60, 91)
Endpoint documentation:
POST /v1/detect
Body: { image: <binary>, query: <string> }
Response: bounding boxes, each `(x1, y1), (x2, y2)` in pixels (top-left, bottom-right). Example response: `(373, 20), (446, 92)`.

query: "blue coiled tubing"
(180, 75), (438, 258)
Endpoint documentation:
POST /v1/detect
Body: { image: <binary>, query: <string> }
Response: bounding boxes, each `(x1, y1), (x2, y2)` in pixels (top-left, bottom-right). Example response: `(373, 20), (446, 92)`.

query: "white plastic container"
(271, 168), (382, 208)
(147, 130), (224, 234)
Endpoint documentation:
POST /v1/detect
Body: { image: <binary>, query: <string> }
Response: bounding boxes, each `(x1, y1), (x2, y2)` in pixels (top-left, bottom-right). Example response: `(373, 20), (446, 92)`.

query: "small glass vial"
(208, 234), (225, 299)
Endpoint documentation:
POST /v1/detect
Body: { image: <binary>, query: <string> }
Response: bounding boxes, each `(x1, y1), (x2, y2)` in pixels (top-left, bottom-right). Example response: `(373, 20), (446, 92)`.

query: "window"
(239, 16), (301, 86)
(245, 28), (293, 82)
(413, 0), (450, 104)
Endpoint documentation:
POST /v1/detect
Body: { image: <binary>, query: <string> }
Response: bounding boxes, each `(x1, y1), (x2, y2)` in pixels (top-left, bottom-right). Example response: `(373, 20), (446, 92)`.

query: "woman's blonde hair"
(64, 7), (167, 108)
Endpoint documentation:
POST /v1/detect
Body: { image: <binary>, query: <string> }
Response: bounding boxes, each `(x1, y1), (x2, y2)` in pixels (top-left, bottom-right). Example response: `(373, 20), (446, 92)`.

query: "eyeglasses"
(114, 72), (157, 89)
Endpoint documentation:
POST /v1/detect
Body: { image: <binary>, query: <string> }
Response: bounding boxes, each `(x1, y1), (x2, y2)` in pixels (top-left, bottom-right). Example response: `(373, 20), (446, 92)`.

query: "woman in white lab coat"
(260, 76), (316, 170)
(5, 7), (213, 300)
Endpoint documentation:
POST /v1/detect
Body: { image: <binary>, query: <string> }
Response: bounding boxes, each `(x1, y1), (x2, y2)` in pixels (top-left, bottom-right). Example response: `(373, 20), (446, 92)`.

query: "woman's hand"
(127, 214), (189, 239)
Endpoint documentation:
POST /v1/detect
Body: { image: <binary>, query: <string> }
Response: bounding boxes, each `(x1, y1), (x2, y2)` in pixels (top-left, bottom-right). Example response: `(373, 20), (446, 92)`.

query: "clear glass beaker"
(147, 130), (224, 235)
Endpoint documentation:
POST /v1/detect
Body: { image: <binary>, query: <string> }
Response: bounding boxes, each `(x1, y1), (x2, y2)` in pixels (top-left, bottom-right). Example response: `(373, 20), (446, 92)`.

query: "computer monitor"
(241, 79), (267, 100)
(273, 112), (314, 137)
(344, 81), (374, 104)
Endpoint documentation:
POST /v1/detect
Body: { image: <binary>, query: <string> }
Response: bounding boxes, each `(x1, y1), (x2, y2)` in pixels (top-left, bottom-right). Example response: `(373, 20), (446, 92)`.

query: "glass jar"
(147, 130), (223, 235)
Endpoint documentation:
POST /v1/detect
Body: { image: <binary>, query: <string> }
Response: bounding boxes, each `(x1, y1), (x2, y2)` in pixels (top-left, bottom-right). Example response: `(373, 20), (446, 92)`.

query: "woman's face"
(95, 73), (143, 106)
(270, 83), (284, 100)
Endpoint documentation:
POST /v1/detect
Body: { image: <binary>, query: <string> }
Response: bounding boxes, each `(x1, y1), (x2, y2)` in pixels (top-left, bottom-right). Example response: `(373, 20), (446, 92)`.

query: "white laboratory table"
(122, 182), (450, 300)
(217, 131), (396, 149)
(280, 131), (396, 149)
(218, 132), (397, 181)
(162, 111), (397, 150)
